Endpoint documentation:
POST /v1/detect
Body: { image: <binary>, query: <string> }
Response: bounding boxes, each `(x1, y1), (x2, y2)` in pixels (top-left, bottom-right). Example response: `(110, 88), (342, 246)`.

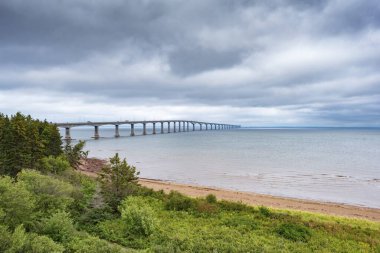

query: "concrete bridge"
(55, 120), (240, 140)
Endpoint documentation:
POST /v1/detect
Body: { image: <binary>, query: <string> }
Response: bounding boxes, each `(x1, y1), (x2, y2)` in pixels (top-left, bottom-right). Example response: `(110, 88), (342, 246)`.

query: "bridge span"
(55, 120), (240, 140)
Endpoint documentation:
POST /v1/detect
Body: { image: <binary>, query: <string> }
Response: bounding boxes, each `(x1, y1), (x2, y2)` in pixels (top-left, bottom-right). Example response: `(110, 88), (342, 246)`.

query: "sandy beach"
(79, 158), (380, 222)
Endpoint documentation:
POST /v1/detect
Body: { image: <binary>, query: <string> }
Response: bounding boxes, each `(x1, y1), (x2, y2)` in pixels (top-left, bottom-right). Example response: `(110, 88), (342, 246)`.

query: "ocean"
(61, 127), (380, 208)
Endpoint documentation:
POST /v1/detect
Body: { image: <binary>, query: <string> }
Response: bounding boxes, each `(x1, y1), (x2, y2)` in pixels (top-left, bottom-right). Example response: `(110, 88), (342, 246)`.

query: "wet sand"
(79, 158), (380, 222)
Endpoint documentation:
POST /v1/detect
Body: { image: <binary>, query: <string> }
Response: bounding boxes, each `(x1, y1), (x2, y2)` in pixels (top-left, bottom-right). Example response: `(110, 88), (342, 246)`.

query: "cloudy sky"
(0, 0), (379, 126)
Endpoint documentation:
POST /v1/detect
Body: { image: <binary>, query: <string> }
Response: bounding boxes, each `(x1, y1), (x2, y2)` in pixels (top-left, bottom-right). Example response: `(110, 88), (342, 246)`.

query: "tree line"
(0, 112), (62, 176)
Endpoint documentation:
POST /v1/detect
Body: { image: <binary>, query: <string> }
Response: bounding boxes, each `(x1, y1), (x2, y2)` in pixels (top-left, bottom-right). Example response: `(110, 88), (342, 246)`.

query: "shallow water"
(62, 127), (380, 208)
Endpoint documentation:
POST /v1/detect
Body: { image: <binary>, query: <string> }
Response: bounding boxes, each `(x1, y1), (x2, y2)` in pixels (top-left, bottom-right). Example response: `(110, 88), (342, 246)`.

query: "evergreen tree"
(98, 153), (140, 211)
(0, 112), (63, 176)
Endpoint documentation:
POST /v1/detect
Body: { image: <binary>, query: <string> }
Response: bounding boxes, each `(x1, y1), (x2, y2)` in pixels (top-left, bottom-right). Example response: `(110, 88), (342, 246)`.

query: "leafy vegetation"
(0, 112), (379, 252)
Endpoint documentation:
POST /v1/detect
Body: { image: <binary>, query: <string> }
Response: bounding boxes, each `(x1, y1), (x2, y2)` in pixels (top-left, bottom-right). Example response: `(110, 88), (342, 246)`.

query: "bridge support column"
(130, 124), (135, 136)
(152, 123), (156, 134)
(182, 122), (185, 132)
(200, 123), (202, 131)
(192, 123), (195, 131)
(174, 122), (176, 133)
(187, 122), (189, 131)
(94, 126), (100, 139)
(161, 122), (164, 134)
(167, 122), (170, 133)
(115, 125), (120, 137)
(143, 123), (147, 135)
(178, 122), (181, 132)
(65, 127), (71, 140)
(206, 124), (208, 130)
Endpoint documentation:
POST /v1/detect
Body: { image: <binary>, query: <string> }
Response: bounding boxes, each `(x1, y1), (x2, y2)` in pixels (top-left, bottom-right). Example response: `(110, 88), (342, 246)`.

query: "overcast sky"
(0, 0), (379, 126)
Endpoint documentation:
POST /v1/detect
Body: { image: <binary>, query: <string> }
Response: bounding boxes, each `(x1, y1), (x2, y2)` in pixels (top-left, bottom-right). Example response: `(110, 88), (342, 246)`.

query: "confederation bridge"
(56, 120), (240, 140)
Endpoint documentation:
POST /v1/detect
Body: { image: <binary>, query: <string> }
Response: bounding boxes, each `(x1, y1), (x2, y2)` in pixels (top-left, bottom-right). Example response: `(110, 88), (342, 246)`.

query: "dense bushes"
(0, 225), (65, 253)
(276, 223), (312, 242)
(119, 196), (157, 236)
(40, 155), (71, 174)
(40, 211), (77, 244)
(165, 191), (194, 211)
(18, 170), (76, 216)
(0, 176), (35, 229)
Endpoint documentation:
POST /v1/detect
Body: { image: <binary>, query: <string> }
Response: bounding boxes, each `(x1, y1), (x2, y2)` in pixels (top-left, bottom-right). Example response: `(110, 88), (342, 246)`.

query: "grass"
(80, 190), (380, 252)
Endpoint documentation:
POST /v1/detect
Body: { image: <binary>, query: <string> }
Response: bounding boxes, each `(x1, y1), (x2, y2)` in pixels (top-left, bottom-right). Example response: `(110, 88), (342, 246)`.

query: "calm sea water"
(61, 127), (380, 208)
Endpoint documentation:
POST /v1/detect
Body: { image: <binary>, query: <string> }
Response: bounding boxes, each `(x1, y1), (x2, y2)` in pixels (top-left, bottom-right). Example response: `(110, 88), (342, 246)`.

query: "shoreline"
(79, 158), (380, 222)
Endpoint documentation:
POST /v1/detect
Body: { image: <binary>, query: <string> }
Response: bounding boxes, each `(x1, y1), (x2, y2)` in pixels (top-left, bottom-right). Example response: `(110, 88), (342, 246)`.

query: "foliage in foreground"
(1, 167), (380, 252)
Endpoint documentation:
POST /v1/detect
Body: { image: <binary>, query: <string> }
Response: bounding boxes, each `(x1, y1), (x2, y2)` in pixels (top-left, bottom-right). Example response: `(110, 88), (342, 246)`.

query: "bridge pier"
(115, 125), (120, 137)
(174, 122), (176, 133)
(65, 127), (71, 140)
(167, 122), (170, 133)
(143, 123), (147, 135)
(200, 123), (202, 131)
(178, 122), (181, 132)
(153, 123), (156, 134)
(94, 126), (100, 139)
(161, 122), (164, 134)
(130, 124), (135, 136)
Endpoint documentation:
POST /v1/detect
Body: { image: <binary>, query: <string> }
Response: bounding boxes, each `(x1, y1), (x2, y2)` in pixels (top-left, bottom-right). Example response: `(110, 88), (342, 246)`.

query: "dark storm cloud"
(0, 0), (379, 126)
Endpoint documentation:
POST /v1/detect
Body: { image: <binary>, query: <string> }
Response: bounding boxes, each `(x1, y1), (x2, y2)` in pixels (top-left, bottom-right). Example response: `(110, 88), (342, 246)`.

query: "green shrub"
(258, 206), (272, 217)
(222, 215), (258, 231)
(0, 225), (11, 251)
(0, 225), (65, 253)
(276, 223), (312, 242)
(136, 186), (166, 200)
(205, 194), (217, 204)
(218, 200), (251, 212)
(26, 234), (64, 253)
(0, 176), (35, 228)
(6, 225), (28, 253)
(119, 196), (157, 236)
(52, 170), (97, 216)
(77, 206), (117, 233)
(195, 200), (219, 215)
(165, 191), (194, 211)
(40, 155), (70, 174)
(17, 170), (75, 215)
(68, 235), (126, 253)
(40, 211), (77, 244)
